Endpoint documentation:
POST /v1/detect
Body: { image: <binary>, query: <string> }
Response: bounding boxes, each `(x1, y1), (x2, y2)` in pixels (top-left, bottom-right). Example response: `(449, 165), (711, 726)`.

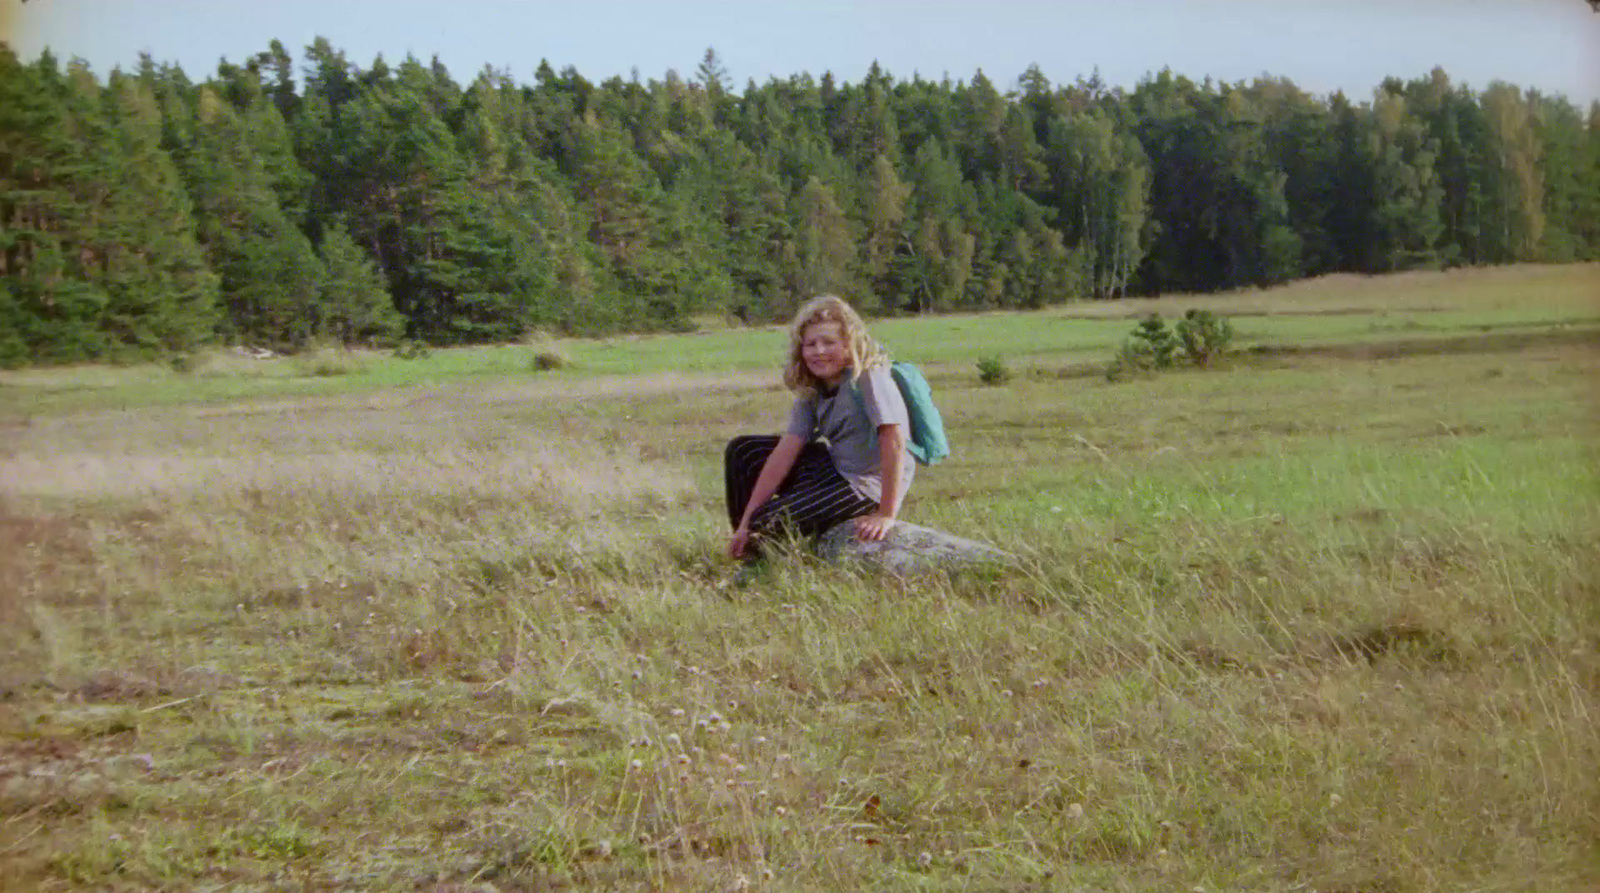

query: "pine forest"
(3, 40), (1597, 365)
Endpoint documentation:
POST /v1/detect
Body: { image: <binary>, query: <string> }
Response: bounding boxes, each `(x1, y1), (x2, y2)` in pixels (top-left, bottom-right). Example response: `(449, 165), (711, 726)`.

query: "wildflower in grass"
(917, 851), (933, 869)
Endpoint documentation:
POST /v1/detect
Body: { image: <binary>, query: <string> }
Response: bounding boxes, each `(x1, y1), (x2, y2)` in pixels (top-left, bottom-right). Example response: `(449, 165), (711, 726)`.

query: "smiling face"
(783, 295), (884, 396)
(800, 321), (850, 386)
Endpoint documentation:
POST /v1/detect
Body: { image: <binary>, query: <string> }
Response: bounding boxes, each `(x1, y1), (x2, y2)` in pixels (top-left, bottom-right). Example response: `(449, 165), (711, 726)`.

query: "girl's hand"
(728, 526), (753, 558)
(854, 513), (896, 542)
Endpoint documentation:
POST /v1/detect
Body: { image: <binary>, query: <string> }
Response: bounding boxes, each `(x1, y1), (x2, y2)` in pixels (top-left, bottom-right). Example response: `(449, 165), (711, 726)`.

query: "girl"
(725, 295), (913, 560)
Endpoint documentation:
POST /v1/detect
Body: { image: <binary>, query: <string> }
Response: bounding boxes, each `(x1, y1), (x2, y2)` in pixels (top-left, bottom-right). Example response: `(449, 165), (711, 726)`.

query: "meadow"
(1, 265), (1597, 892)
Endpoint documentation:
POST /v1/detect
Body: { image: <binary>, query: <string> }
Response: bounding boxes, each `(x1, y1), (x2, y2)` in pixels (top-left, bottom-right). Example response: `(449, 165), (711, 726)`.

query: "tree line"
(2, 40), (1597, 365)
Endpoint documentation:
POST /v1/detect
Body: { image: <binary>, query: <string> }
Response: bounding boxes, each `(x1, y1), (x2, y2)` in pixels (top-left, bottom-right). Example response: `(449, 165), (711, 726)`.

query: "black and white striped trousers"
(724, 435), (878, 546)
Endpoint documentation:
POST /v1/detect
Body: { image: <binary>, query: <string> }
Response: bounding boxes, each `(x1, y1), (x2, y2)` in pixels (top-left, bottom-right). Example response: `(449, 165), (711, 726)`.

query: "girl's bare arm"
(855, 423), (906, 541)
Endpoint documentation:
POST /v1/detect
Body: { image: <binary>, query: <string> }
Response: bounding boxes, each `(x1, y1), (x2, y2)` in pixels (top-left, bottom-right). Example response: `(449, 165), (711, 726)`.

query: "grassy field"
(4, 264), (1596, 416)
(1, 265), (1597, 891)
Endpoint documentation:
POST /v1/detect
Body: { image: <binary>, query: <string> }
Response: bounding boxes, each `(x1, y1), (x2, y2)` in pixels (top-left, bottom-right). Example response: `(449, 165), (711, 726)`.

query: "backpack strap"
(846, 376), (870, 421)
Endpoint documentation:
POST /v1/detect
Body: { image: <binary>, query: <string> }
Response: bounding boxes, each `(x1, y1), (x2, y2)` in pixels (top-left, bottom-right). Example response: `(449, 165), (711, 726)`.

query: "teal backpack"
(849, 361), (951, 466)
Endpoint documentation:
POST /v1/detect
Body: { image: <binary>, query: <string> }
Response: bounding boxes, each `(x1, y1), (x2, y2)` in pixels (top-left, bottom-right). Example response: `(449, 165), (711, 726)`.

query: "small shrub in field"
(392, 339), (431, 361)
(1106, 314), (1176, 381)
(295, 348), (364, 377)
(168, 353), (200, 374)
(1108, 311), (1236, 381)
(1133, 313), (1177, 369)
(1176, 309), (1234, 367)
(976, 355), (1011, 386)
(529, 349), (570, 372)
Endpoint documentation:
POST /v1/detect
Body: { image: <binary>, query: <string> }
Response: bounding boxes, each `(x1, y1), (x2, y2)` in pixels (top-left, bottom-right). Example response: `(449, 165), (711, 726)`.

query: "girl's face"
(800, 320), (850, 385)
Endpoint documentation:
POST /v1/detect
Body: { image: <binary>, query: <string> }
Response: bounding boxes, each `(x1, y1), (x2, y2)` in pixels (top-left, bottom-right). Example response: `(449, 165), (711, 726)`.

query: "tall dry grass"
(1, 306), (1597, 890)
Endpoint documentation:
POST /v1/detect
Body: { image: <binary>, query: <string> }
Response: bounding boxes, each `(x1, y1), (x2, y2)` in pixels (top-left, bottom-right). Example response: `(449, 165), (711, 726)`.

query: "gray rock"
(814, 520), (1012, 574)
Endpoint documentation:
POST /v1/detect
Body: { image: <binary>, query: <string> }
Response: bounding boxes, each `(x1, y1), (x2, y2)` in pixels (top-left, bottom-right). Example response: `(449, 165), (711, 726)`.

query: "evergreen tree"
(862, 153), (911, 297)
(789, 176), (859, 306)
(99, 71), (220, 355)
(317, 222), (402, 343)
(0, 51), (216, 363)
(997, 105), (1047, 192)
(834, 64), (901, 169)
(184, 86), (324, 348)
(0, 49), (104, 363)
(954, 70), (1007, 182)
(694, 47), (734, 127)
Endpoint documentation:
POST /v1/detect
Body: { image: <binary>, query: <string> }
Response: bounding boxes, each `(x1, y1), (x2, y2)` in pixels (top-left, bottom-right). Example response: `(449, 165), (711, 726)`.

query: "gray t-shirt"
(786, 364), (915, 503)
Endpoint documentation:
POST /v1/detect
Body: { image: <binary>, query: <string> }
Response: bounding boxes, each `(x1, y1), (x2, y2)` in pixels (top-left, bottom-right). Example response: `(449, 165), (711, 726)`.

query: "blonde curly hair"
(783, 295), (888, 397)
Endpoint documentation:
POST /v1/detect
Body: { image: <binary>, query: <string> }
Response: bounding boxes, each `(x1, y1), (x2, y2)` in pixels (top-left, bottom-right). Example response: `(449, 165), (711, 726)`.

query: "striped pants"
(724, 435), (878, 548)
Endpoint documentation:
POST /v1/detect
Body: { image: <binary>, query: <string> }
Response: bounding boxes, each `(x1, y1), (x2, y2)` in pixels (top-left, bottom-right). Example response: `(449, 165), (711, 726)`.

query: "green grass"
(2, 265), (1597, 891)
(4, 264), (1595, 415)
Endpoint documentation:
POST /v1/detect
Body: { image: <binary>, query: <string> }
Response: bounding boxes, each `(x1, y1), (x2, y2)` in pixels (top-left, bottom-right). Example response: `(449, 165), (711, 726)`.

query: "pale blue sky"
(5, 0), (1598, 104)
